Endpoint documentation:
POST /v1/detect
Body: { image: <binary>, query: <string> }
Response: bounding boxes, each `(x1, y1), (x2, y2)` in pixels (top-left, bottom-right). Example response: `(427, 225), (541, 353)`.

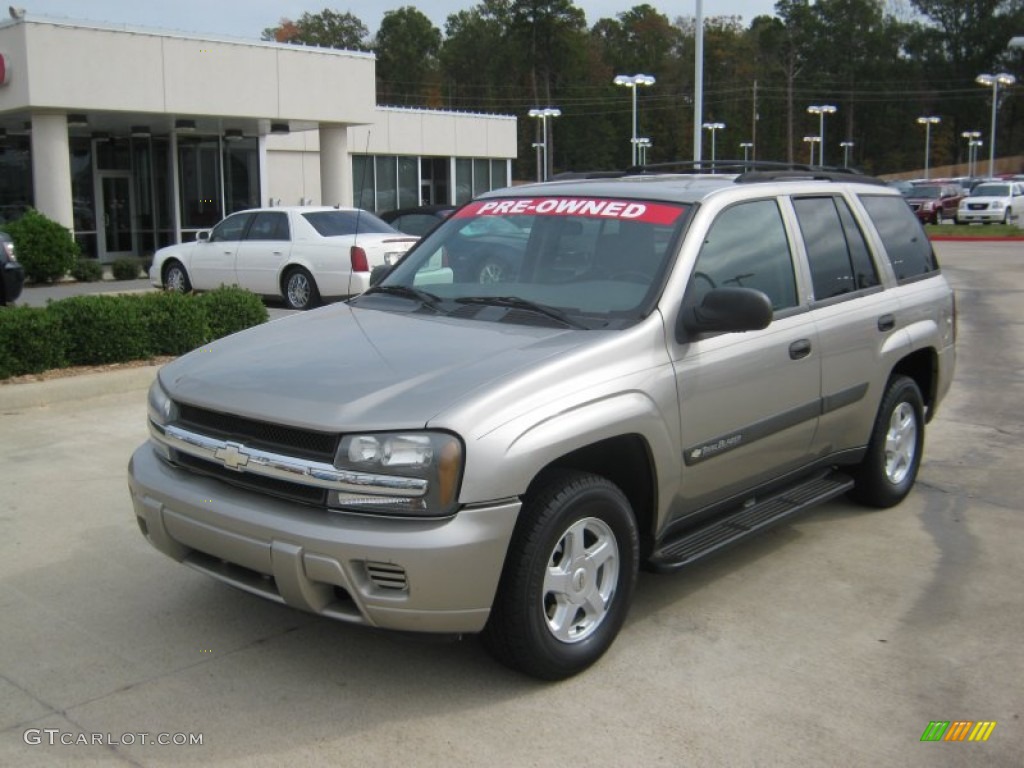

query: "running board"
(649, 471), (854, 572)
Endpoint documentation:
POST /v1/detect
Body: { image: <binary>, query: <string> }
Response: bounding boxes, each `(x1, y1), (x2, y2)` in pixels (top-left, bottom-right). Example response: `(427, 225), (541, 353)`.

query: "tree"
(261, 9), (369, 51)
(374, 7), (443, 106)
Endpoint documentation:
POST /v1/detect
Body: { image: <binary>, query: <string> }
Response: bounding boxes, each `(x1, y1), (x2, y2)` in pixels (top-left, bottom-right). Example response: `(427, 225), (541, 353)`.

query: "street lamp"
(961, 131), (981, 178)
(614, 74), (656, 165)
(635, 137), (652, 165)
(976, 73), (1016, 178)
(803, 135), (820, 166)
(917, 116), (941, 179)
(807, 105), (837, 166)
(739, 141), (753, 163)
(840, 140), (854, 168)
(527, 107), (561, 181)
(702, 122), (725, 170)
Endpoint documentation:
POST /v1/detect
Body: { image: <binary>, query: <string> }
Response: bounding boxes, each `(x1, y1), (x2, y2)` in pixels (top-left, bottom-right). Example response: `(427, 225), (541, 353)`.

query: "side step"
(648, 471), (854, 572)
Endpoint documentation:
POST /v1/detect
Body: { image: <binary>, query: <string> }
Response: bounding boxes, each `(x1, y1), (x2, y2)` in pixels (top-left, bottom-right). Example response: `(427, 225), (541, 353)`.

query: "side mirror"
(677, 287), (773, 340)
(196, 230), (211, 242)
(369, 264), (392, 287)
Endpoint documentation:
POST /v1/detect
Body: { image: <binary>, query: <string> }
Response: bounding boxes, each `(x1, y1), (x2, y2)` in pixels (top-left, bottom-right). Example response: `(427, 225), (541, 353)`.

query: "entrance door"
(98, 172), (135, 260)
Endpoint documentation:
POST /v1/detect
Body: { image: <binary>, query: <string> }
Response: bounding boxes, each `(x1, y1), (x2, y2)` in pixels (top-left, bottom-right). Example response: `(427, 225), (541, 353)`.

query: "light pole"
(976, 73), (1016, 178)
(528, 107), (561, 181)
(614, 74), (656, 166)
(636, 137), (652, 165)
(961, 131), (981, 178)
(807, 105), (836, 166)
(803, 135), (820, 166)
(840, 140), (854, 168)
(970, 139), (984, 179)
(702, 122), (725, 170)
(917, 116), (941, 179)
(740, 141), (753, 163)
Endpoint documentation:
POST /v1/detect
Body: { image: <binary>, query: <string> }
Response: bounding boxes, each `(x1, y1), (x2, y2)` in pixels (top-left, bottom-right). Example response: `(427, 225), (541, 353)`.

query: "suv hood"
(158, 303), (587, 432)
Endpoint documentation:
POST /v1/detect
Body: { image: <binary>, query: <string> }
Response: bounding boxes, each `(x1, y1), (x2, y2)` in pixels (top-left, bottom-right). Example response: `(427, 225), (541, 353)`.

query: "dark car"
(378, 204), (456, 237)
(0, 232), (25, 305)
(906, 183), (963, 224)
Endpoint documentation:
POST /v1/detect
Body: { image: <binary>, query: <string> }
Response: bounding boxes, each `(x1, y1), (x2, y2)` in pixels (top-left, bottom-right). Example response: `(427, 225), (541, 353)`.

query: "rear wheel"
(849, 375), (925, 508)
(163, 261), (191, 293)
(481, 470), (638, 680)
(283, 267), (320, 310)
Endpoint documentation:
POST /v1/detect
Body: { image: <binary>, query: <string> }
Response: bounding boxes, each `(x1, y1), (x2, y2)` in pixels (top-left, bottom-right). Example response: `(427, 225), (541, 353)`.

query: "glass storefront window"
(375, 155), (397, 213)
(353, 155), (374, 210)
(0, 135), (33, 227)
(473, 159), (489, 197)
(224, 137), (259, 215)
(491, 159), (508, 190)
(70, 137), (96, 234)
(178, 136), (223, 230)
(454, 159), (472, 204)
(398, 156), (419, 209)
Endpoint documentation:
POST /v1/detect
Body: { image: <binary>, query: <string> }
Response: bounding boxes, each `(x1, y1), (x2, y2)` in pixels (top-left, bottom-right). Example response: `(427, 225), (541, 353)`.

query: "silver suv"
(128, 165), (956, 680)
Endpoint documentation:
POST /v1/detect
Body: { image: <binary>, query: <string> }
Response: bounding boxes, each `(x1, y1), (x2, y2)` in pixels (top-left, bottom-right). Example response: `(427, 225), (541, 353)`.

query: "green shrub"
(111, 258), (143, 281)
(47, 295), (149, 365)
(132, 292), (210, 356)
(70, 258), (104, 283)
(1, 209), (79, 283)
(0, 306), (69, 378)
(198, 286), (269, 340)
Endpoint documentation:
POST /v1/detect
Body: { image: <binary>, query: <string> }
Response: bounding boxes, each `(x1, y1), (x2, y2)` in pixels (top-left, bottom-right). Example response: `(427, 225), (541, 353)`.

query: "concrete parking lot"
(0, 241), (1021, 766)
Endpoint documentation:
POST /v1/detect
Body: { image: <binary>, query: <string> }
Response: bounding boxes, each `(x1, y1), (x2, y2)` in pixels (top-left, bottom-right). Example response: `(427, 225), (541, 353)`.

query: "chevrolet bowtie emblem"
(214, 441), (250, 471)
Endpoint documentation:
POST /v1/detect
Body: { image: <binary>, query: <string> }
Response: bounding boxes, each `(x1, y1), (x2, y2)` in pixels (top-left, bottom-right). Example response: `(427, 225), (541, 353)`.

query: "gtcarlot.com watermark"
(24, 729), (203, 747)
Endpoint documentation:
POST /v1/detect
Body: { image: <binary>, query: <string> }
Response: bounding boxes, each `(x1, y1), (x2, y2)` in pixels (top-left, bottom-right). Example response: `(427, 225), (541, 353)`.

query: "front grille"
(176, 452), (328, 506)
(177, 403), (339, 461)
(968, 203), (988, 211)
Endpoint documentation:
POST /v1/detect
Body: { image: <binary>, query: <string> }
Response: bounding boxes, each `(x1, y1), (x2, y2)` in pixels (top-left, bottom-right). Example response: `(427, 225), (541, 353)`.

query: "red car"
(906, 183), (964, 224)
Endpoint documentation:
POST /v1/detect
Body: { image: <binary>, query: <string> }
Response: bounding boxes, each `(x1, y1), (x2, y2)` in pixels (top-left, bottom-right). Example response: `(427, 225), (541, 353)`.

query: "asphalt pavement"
(0, 241), (1022, 766)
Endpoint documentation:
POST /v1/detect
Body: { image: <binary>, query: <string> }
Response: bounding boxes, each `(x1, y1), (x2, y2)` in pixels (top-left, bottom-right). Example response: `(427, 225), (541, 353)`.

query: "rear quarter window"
(858, 194), (938, 281)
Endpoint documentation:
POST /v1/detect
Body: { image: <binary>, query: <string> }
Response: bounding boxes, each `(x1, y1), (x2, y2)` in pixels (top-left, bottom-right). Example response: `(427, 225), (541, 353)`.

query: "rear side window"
(858, 195), (938, 281)
(793, 196), (879, 300)
(692, 199), (797, 311)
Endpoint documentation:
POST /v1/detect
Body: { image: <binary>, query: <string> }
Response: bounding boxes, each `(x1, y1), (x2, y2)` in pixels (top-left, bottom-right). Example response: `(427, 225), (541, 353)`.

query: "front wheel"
(849, 375), (925, 508)
(163, 261), (191, 293)
(283, 267), (320, 310)
(1003, 208), (1012, 225)
(481, 470), (638, 680)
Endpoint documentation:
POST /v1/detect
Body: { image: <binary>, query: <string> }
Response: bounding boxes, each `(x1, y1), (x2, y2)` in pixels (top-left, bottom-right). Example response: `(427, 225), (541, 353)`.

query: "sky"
(12, 1), (779, 40)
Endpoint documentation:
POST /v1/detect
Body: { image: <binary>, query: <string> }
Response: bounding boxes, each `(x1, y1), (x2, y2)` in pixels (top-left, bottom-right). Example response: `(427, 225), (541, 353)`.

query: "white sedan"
(150, 206), (418, 309)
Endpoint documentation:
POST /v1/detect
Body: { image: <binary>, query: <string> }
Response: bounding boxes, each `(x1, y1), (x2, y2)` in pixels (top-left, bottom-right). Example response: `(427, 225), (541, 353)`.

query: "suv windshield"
(971, 184), (1010, 197)
(360, 196), (689, 329)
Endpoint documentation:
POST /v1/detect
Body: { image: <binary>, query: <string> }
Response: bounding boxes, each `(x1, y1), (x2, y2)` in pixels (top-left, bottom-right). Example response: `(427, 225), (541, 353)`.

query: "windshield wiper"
(361, 285), (444, 313)
(455, 295), (588, 330)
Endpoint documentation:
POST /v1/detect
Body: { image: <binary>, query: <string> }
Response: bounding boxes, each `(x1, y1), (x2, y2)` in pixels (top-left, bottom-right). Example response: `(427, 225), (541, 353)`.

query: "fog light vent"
(365, 561), (408, 592)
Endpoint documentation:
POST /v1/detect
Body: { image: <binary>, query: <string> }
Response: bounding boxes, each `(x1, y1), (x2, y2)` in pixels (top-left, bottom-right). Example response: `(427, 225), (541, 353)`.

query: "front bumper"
(2, 261), (24, 303)
(957, 209), (1003, 223)
(128, 443), (519, 633)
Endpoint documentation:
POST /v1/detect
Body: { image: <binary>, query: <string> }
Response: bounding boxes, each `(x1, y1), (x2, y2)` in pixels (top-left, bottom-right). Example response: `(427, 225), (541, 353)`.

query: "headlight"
(991, 201), (1005, 210)
(922, 202), (935, 211)
(330, 431), (463, 517)
(147, 380), (178, 428)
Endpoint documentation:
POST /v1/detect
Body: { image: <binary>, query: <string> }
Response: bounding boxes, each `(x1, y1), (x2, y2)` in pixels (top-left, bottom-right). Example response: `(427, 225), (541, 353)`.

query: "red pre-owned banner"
(455, 198), (687, 225)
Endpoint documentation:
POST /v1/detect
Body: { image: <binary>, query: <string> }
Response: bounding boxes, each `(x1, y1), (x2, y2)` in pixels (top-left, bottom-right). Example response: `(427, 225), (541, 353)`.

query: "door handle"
(878, 314), (895, 332)
(789, 339), (812, 360)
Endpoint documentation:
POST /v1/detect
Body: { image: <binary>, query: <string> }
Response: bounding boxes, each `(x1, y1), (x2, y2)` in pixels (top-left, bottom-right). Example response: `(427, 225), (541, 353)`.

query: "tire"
(163, 261), (191, 293)
(481, 470), (639, 680)
(477, 256), (510, 284)
(849, 375), (925, 508)
(1003, 208), (1012, 225)
(283, 267), (320, 310)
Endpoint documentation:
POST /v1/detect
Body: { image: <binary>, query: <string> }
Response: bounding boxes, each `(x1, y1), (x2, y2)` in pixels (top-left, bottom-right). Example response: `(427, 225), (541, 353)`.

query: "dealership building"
(0, 12), (517, 261)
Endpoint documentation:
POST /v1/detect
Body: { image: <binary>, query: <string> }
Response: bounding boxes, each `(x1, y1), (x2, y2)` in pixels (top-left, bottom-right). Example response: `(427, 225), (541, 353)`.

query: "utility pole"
(751, 79), (758, 161)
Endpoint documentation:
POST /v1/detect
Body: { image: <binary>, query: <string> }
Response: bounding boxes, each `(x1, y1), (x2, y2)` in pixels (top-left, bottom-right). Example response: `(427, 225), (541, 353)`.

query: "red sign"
(0, 54), (7, 87)
(456, 197), (686, 225)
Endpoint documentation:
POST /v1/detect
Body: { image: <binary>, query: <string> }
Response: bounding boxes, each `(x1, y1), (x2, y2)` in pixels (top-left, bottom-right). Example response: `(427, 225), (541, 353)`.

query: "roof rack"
(625, 159), (887, 186)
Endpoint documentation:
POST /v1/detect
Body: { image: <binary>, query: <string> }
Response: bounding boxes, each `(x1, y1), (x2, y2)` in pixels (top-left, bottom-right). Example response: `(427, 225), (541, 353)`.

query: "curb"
(0, 364), (160, 411)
